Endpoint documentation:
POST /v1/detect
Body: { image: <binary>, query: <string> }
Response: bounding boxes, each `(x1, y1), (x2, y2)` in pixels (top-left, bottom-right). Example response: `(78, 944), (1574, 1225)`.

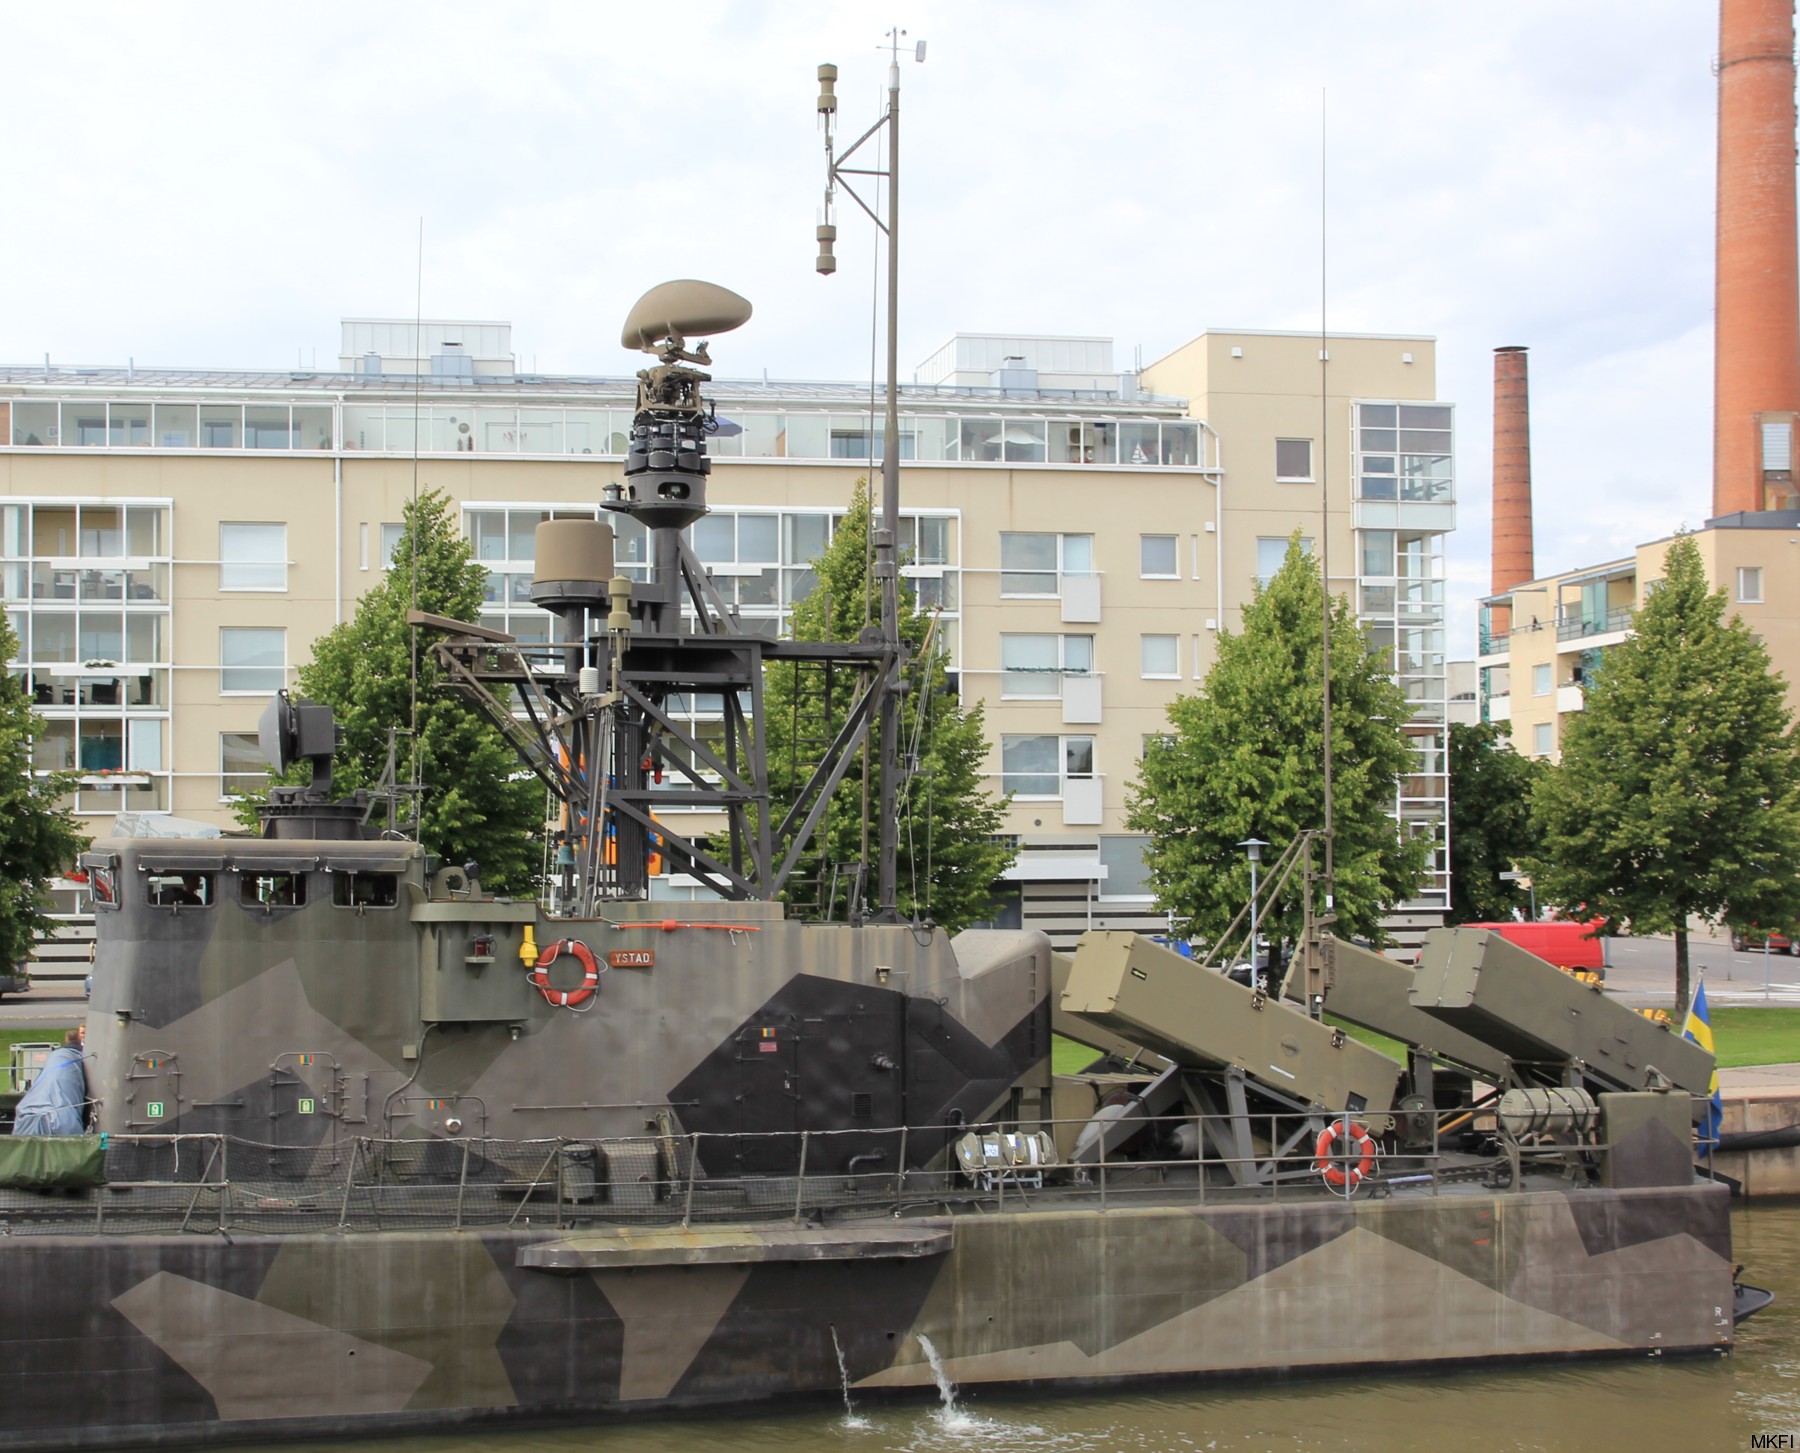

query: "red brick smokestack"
(1490, 345), (1534, 636)
(1714, 0), (1800, 517)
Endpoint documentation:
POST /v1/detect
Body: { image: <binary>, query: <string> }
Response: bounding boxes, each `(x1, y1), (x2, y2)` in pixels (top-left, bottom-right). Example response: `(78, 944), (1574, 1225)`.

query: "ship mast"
(815, 32), (925, 921)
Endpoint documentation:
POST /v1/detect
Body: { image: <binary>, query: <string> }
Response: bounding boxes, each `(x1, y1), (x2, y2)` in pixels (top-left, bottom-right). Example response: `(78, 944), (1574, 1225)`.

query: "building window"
(1738, 566), (1764, 604)
(1140, 534), (1178, 578)
(220, 627), (284, 694)
(220, 731), (265, 798)
(1533, 722), (1554, 757)
(1355, 402), (1453, 503)
(1763, 421), (1792, 473)
(1532, 663), (1552, 696)
(1141, 732), (1173, 759)
(380, 523), (405, 570)
(1255, 535), (1313, 584)
(1275, 439), (1313, 481)
(828, 427), (917, 461)
(1098, 833), (1154, 899)
(1141, 634), (1179, 678)
(1000, 532), (1093, 596)
(1001, 734), (1094, 796)
(897, 515), (950, 565)
(220, 523), (287, 591)
(1001, 633), (1092, 696)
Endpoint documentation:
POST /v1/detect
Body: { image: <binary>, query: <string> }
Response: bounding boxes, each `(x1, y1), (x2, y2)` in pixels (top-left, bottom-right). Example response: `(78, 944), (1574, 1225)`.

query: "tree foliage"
(1447, 720), (1544, 923)
(1126, 536), (1427, 954)
(0, 617), (87, 965)
(1530, 533), (1800, 1015)
(242, 490), (542, 894)
(761, 479), (1014, 930)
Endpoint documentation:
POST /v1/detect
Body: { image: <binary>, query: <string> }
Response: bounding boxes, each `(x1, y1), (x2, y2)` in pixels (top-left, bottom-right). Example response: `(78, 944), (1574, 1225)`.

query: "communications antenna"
(814, 30), (926, 921)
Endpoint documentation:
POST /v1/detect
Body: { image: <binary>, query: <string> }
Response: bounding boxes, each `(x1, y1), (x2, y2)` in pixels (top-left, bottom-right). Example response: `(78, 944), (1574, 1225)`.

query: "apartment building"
(1142, 330), (1456, 938)
(1479, 512), (1800, 761)
(0, 317), (1453, 947)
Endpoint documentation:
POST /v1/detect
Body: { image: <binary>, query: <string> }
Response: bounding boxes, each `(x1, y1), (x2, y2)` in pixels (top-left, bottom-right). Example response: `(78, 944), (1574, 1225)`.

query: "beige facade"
(1480, 515), (1800, 761)
(1, 320), (1453, 947)
(1144, 330), (1455, 932)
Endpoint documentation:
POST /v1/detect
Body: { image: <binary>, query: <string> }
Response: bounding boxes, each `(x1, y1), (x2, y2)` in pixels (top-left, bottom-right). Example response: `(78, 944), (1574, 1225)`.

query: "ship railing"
(0, 1108), (1613, 1237)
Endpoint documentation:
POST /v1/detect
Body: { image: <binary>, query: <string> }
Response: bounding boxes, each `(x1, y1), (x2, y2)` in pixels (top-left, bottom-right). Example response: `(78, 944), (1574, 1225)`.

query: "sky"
(0, 2), (1725, 657)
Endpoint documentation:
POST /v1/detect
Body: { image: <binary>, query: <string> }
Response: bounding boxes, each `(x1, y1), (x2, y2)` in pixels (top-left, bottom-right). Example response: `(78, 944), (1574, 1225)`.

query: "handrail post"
(219, 1133), (231, 1232)
(1098, 1127), (1107, 1211)
(337, 1138), (362, 1230)
(792, 1132), (809, 1223)
(682, 1133), (700, 1228)
(454, 1138), (471, 1229)
(894, 1124), (908, 1215)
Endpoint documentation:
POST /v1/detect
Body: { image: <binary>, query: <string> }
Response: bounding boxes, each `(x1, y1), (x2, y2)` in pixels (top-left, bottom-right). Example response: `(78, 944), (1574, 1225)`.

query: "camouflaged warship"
(0, 284), (1751, 1450)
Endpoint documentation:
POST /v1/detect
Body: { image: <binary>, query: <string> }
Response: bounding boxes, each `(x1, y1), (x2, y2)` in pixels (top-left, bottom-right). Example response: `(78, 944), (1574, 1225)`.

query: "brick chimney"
(1490, 346), (1534, 636)
(1714, 0), (1800, 517)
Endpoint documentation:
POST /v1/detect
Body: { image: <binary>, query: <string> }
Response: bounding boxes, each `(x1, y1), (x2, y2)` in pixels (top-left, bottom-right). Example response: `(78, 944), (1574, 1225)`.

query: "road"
(1598, 934), (1800, 1009)
(0, 985), (85, 1028)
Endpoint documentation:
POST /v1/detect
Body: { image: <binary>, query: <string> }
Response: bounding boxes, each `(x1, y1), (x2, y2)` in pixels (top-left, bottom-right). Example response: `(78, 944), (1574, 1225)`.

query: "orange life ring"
(529, 939), (600, 1008)
(1314, 1120), (1376, 1189)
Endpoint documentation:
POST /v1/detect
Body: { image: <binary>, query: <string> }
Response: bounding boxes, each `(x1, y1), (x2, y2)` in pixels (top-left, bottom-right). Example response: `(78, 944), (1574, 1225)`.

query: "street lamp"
(1238, 838), (1269, 985)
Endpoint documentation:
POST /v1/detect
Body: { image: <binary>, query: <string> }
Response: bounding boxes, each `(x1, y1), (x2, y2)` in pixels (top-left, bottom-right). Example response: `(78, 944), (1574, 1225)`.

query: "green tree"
(0, 618), (87, 965)
(241, 490), (542, 894)
(1530, 533), (1800, 1016)
(1126, 536), (1427, 958)
(1447, 720), (1544, 923)
(762, 479), (1014, 930)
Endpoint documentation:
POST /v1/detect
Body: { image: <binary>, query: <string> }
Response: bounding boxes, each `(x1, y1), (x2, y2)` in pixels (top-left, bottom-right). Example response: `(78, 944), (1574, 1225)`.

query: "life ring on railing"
(529, 939), (600, 1008)
(1314, 1120), (1376, 1189)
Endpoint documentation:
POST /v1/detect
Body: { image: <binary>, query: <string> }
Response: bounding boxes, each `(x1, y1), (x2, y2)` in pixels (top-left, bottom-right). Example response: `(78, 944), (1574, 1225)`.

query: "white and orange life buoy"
(529, 939), (601, 1009)
(1314, 1120), (1376, 1190)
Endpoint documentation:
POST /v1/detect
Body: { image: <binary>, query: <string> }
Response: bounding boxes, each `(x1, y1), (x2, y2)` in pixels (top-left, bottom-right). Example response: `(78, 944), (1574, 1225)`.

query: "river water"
(265, 1203), (1800, 1453)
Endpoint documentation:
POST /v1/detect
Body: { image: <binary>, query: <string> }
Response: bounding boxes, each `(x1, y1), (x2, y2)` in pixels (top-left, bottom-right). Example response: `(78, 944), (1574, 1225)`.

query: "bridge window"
(147, 872), (213, 908)
(240, 872), (306, 908)
(332, 872), (398, 909)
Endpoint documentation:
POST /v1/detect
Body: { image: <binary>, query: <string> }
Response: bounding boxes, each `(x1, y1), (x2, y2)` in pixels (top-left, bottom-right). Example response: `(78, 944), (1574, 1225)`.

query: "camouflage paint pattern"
(8, 839), (1732, 1450)
(0, 1183), (1733, 1449)
(80, 839), (1050, 1161)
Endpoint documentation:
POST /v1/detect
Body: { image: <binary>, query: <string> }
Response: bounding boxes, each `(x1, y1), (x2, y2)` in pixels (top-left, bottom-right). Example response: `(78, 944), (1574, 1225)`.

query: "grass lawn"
(1054, 1006), (1800, 1076)
(0, 1027), (66, 1058)
(1710, 1007), (1800, 1069)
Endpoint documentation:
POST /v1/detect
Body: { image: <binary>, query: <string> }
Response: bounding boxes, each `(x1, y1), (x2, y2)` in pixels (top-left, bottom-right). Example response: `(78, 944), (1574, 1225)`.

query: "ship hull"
(0, 1182), (1732, 1449)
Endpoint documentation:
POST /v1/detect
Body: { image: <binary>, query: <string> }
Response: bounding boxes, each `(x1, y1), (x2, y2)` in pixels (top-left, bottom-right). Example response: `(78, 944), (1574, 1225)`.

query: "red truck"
(1460, 919), (1607, 972)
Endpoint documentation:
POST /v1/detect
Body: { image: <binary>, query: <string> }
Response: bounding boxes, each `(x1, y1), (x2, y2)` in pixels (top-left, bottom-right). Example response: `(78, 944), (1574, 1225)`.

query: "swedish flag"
(1680, 978), (1724, 1154)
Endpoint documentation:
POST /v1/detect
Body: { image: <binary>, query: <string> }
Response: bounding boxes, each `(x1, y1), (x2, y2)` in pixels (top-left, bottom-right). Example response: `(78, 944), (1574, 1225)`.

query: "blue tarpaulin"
(11, 1047), (87, 1136)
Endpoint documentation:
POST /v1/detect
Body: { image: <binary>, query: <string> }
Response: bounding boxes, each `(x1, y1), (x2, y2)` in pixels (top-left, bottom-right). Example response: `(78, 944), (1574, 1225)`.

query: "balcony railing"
(1557, 606), (1632, 643)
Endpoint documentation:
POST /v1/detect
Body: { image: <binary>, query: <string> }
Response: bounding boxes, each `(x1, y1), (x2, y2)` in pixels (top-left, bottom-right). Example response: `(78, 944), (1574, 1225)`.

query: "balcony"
(1555, 683), (1585, 714)
(1487, 693), (1511, 722)
(1557, 606), (1632, 645)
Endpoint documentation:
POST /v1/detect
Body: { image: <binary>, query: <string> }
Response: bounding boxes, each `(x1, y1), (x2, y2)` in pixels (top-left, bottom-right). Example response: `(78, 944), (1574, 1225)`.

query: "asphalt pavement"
(0, 985), (85, 1028)
(1599, 933), (1800, 1009)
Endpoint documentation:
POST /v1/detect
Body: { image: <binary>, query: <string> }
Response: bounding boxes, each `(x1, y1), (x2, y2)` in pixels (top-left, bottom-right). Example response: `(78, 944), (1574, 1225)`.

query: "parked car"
(1730, 926), (1795, 954)
(0, 963), (28, 1000)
